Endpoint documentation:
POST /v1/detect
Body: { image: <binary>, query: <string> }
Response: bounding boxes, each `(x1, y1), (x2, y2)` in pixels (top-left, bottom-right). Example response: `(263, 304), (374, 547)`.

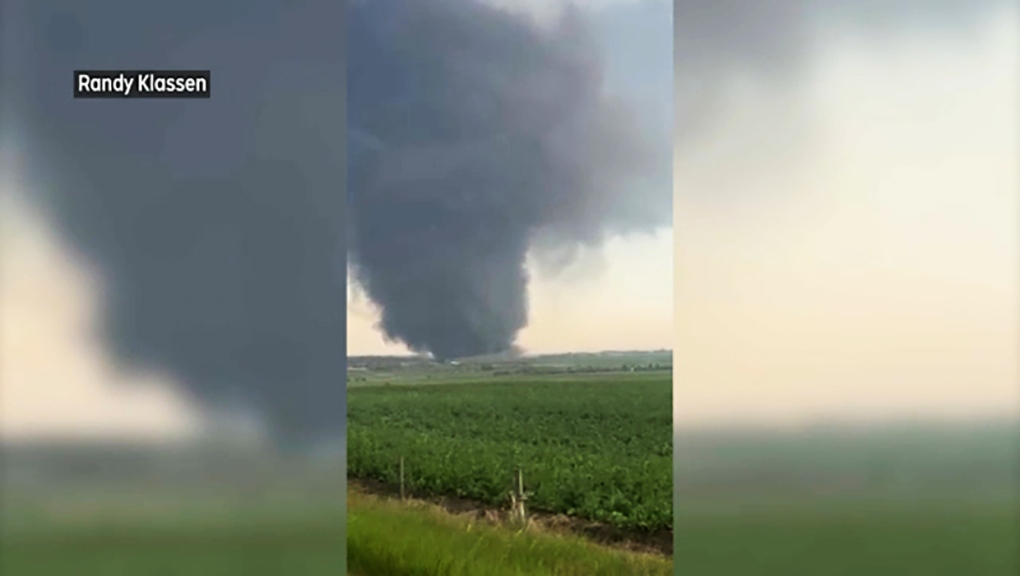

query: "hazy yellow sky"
(347, 232), (673, 355)
(675, 11), (1019, 428)
(0, 181), (205, 441)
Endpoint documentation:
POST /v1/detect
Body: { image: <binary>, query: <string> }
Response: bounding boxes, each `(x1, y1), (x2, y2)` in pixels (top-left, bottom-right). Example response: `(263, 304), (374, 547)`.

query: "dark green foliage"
(347, 374), (672, 531)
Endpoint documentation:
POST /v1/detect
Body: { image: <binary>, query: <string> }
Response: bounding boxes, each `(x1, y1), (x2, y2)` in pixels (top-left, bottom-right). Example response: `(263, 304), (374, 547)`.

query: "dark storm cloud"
(5, 0), (345, 447)
(347, 0), (671, 360)
(674, 0), (1013, 147)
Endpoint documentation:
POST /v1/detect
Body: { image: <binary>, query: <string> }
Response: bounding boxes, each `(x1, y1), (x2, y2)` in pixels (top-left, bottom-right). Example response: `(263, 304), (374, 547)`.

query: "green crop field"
(347, 371), (673, 532)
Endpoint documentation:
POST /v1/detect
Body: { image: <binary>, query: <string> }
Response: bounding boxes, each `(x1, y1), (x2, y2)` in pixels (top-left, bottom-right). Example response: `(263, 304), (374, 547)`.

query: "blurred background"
(674, 0), (1019, 573)
(1, 2), (346, 574)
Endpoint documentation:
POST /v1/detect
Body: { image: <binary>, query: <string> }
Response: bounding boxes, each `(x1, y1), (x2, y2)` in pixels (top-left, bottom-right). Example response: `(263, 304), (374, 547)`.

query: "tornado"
(347, 0), (672, 360)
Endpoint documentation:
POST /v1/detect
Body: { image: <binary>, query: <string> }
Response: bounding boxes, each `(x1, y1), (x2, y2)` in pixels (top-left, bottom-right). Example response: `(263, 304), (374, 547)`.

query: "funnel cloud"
(347, 0), (671, 360)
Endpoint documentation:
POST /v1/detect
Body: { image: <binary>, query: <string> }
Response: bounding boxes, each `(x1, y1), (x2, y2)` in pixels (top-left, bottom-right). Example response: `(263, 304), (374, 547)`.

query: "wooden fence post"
(516, 466), (527, 525)
(399, 456), (405, 501)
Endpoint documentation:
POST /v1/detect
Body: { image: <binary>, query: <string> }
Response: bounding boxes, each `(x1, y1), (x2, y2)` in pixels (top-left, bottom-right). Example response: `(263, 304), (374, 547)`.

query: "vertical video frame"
(346, 1), (674, 574)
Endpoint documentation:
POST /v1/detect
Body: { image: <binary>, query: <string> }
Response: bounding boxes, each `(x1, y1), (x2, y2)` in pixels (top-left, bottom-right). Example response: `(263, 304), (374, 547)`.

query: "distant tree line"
(492, 363), (671, 376)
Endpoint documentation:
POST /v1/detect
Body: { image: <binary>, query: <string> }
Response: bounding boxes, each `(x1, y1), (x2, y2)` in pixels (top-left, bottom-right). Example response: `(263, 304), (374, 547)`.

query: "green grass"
(1, 495), (346, 575)
(347, 372), (672, 531)
(676, 497), (1018, 575)
(347, 488), (672, 576)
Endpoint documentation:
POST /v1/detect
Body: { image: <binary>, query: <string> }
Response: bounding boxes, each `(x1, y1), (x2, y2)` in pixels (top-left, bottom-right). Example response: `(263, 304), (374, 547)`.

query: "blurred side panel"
(0, 1), (347, 574)
(675, 0), (1019, 574)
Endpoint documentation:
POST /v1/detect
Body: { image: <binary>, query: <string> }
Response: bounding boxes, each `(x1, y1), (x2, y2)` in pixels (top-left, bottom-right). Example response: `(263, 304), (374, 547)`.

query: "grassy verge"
(347, 487), (673, 576)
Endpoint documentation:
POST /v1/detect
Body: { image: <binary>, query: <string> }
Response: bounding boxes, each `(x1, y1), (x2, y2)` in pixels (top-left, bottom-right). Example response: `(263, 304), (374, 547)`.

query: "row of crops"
(347, 374), (673, 531)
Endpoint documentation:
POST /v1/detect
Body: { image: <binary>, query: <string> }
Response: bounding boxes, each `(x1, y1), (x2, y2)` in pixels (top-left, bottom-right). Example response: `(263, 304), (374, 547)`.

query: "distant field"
(347, 485), (672, 576)
(347, 372), (673, 533)
(346, 351), (671, 387)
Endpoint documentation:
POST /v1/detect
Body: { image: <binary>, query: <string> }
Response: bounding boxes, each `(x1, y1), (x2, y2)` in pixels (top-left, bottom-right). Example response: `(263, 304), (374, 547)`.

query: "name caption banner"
(74, 70), (211, 99)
